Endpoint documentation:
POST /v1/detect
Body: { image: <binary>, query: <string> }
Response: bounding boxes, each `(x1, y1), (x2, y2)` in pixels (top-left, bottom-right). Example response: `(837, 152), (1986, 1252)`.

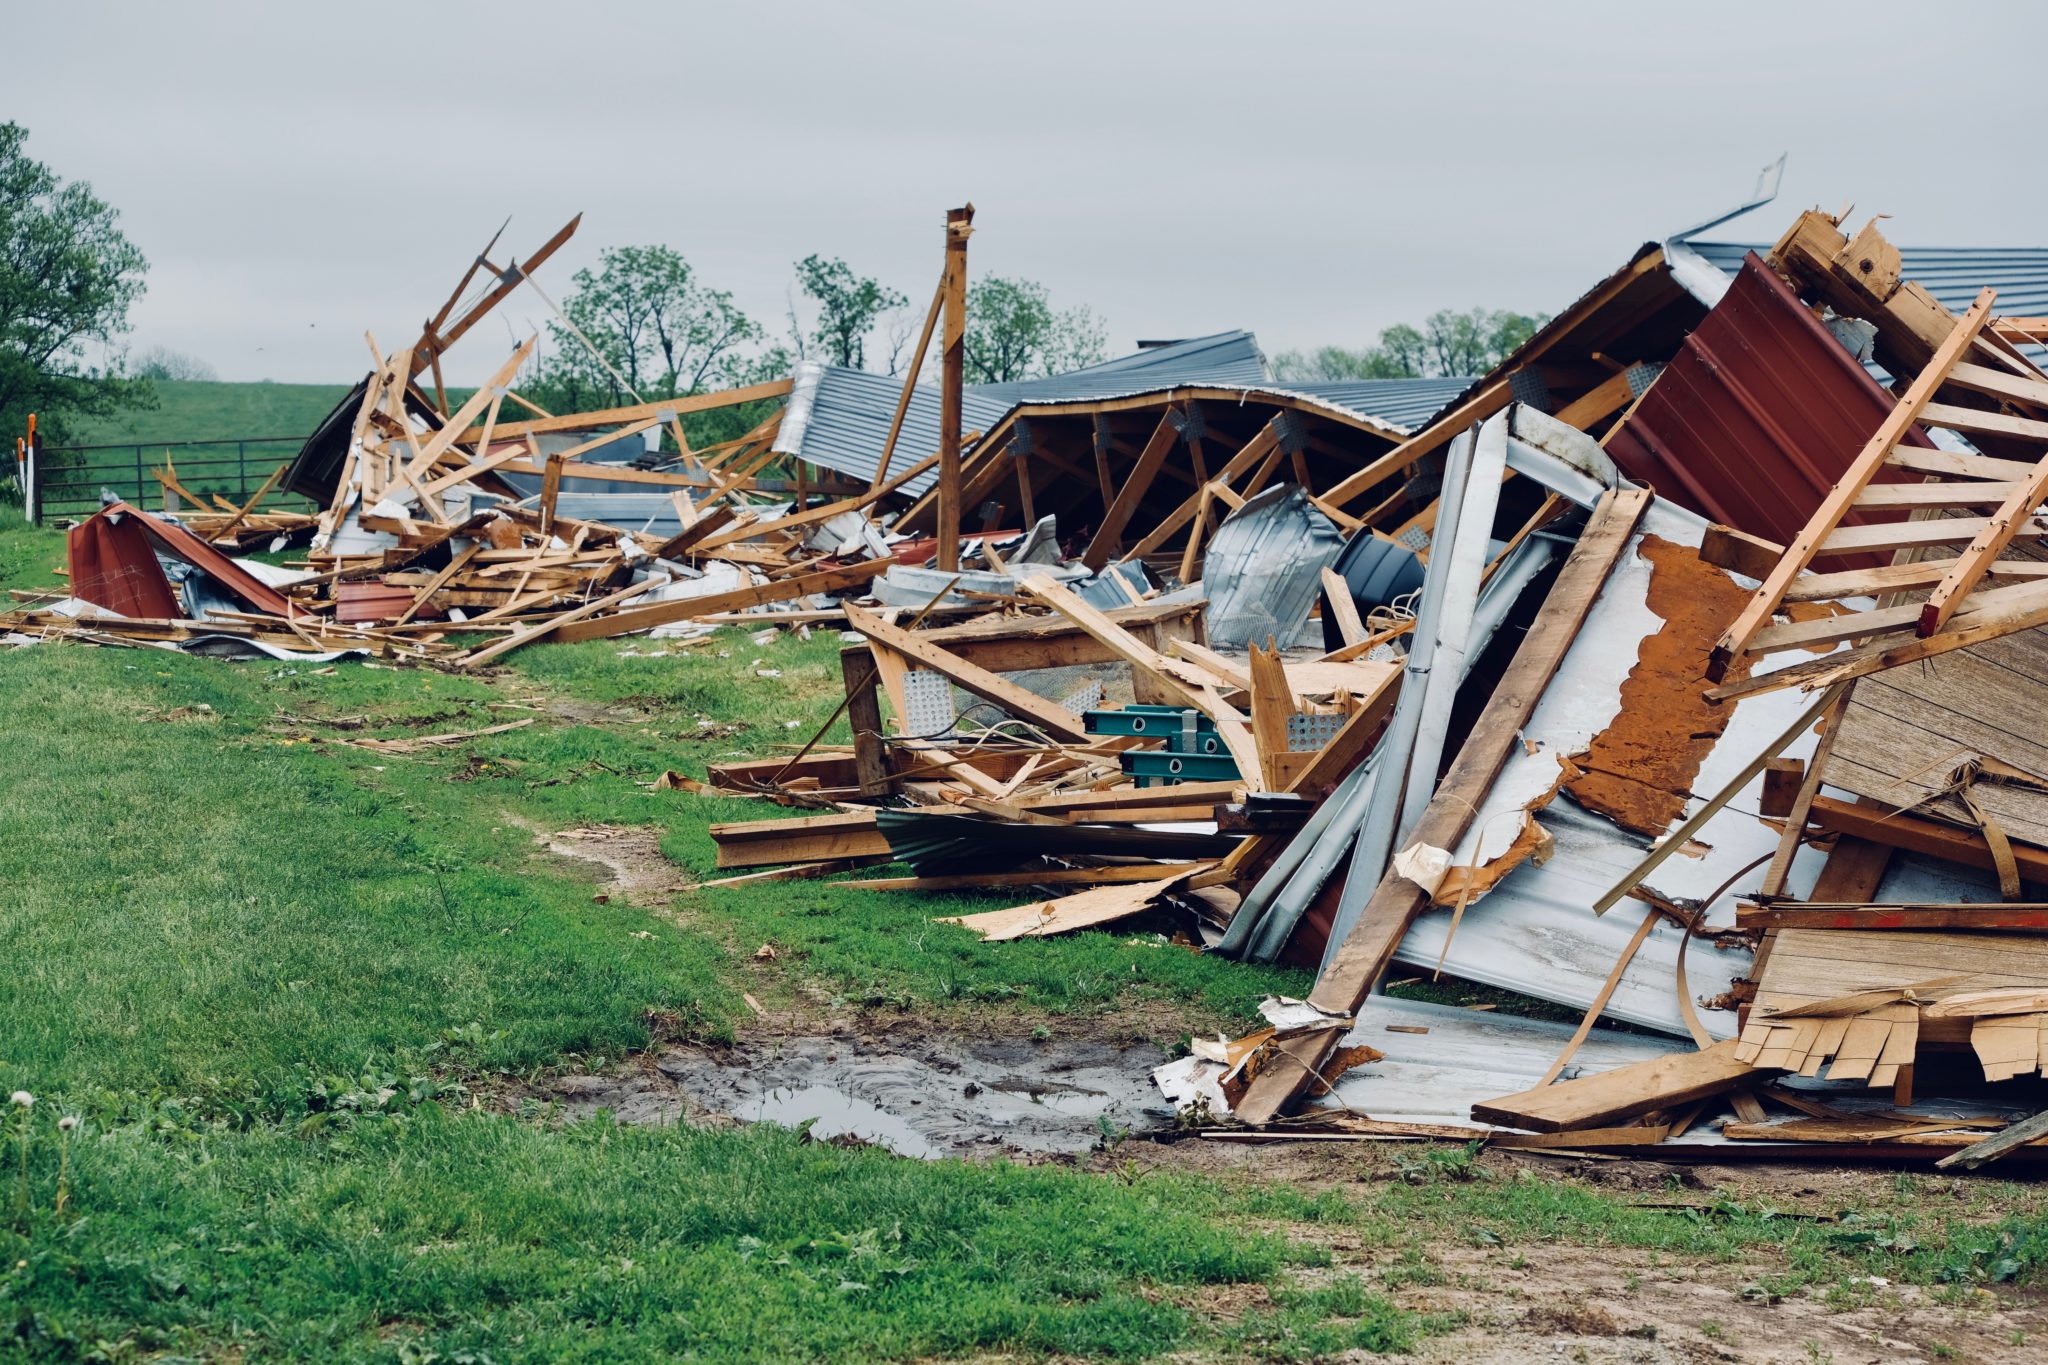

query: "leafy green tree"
(1422, 307), (1543, 378)
(1271, 309), (1545, 383)
(0, 122), (151, 445)
(528, 245), (762, 411)
(516, 245), (780, 449)
(961, 275), (1107, 383)
(795, 255), (905, 370)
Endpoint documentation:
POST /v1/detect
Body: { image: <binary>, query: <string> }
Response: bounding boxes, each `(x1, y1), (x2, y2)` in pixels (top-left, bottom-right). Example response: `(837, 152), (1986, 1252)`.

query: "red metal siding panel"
(67, 511), (181, 618)
(1604, 254), (1928, 567)
(66, 503), (297, 619)
(335, 582), (442, 623)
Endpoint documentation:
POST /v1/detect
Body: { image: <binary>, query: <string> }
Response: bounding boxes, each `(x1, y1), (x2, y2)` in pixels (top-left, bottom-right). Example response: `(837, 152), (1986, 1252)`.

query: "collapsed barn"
(15, 199), (2048, 1168)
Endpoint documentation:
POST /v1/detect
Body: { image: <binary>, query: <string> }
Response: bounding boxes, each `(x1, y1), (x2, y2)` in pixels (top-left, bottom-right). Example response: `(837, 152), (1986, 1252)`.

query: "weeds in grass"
(1392, 1139), (1488, 1185)
(1223, 1274), (1426, 1359)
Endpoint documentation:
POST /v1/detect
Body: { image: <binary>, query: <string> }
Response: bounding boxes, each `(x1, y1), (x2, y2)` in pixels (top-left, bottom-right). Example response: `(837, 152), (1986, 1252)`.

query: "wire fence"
(34, 437), (314, 519)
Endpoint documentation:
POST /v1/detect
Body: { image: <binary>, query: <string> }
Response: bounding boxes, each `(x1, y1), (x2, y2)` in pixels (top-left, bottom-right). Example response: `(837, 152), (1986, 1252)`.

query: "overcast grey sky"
(12, 0), (2045, 385)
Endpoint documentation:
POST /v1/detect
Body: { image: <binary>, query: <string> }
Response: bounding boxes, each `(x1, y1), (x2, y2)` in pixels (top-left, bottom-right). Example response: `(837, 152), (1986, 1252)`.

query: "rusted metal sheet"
(335, 582), (440, 624)
(1605, 253), (1929, 568)
(67, 509), (182, 618)
(68, 502), (297, 619)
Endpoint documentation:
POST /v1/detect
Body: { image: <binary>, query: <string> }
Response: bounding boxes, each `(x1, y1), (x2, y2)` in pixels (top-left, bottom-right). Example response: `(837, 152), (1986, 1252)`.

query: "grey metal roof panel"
(1286, 377), (1475, 432)
(976, 330), (1270, 403)
(772, 363), (1010, 498)
(1690, 240), (2048, 317)
(775, 331), (1277, 494)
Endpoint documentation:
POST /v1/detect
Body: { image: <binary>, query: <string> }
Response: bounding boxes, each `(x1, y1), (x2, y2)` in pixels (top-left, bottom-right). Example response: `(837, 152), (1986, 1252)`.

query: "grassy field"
(71, 380), (356, 447)
(3, 510), (2048, 1361)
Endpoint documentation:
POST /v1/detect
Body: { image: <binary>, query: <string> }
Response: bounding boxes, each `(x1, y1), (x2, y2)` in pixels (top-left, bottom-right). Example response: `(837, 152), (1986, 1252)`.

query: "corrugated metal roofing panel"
(1285, 377), (1474, 431)
(978, 329), (1270, 402)
(1602, 253), (1931, 565)
(774, 363), (1013, 498)
(1690, 240), (2048, 318)
(775, 332), (1273, 494)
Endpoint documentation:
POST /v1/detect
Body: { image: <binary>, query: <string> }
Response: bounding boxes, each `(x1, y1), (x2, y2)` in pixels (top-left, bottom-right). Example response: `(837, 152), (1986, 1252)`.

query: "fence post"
(238, 441), (249, 502)
(24, 414), (39, 525)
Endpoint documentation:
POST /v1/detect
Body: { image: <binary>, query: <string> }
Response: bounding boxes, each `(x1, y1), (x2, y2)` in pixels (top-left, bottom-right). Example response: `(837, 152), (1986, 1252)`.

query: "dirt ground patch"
(1396, 1242), (2041, 1364)
(536, 822), (692, 904)
(1121, 1141), (2048, 1363)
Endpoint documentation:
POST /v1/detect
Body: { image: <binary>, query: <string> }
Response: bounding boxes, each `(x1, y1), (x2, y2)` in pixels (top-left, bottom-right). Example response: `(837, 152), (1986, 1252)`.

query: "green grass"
(5, 515), (2048, 1359)
(0, 506), (64, 590)
(71, 379), (355, 446)
(5, 1115), (1329, 1363)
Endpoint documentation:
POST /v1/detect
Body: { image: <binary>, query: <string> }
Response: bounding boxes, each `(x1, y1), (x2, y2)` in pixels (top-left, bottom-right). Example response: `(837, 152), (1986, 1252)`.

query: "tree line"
(515, 244), (1112, 430)
(1270, 308), (1549, 383)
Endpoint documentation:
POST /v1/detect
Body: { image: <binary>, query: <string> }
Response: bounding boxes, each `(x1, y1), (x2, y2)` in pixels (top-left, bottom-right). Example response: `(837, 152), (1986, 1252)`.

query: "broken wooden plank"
(547, 557), (893, 645)
(1736, 902), (2048, 931)
(1935, 1109), (2048, 1169)
(1017, 570), (1265, 787)
(1471, 1039), (1755, 1134)
(1807, 794), (2048, 885)
(939, 873), (1186, 941)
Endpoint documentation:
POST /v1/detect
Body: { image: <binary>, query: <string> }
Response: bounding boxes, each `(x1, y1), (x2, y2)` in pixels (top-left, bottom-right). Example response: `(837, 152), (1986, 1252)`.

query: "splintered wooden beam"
(457, 575), (660, 667)
(442, 379), (793, 444)
(1247, 641), (1296, 791)
(873, 272), (946, 488)
(1119, 416), (1285, 563)
(413, 213), (580, 368)
(401, 335), (537, 483)
(1919, 448), (2048, 636)
(649, 506), (740, 560)
(1321, 377), (1513, 509)
(939, 872), (1190, 941)
(1706, 578), (2048, 702)
(1232, 485), (1651, 1126)
(1321, 566), (1369, 646)
(1082, 409), (1181, 569)
(1936, 1108), (2048, 1170)
(209, 463), (288, 543)
(841, 603), (1090, 742)
(1708, 289), (1996, 681)
(1471, 1040), (1755, 1133)
(711, 811), (890, 869)
(391, 542), (481, 628)
(1807, 795), (2048, 885)
(1735, 902), (2048, 931)
(545, 556), (894, 645)
(691, 446), (951, 551)
(936, 204), (974, 572)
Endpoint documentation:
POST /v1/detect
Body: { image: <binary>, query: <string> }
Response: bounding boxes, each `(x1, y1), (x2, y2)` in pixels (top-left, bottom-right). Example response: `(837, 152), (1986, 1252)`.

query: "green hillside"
(72, 379), (356, 447)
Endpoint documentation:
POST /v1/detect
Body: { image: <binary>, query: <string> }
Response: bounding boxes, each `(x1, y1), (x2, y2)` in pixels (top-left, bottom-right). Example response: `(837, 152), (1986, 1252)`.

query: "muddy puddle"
(543, 1034), (1177, 1157)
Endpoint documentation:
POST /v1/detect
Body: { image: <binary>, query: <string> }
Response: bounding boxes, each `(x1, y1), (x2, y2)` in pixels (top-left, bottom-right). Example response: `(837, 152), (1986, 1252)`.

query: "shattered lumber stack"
(2, 215), (909, 661)
(700, 206), (2048, 1170)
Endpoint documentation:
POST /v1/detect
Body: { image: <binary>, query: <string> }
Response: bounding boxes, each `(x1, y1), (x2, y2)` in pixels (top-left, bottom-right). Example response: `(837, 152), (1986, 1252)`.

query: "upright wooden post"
(24, 413), (39, 525)
(936, 204), (974, 572)
(841, 645), (892, 796)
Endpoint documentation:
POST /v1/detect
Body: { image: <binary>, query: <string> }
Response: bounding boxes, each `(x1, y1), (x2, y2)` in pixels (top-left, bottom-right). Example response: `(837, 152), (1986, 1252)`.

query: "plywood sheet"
(1826, 629), (2048, 850)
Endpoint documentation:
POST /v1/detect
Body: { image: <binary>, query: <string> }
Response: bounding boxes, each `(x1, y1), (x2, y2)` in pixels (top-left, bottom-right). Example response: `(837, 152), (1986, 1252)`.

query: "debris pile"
(702, 206), (2048, 1168)
(17, 198), (2048, 1168)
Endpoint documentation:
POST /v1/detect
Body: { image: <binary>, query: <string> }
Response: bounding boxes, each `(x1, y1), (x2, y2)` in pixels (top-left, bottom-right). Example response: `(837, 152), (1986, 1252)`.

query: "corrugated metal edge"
(770, 359), (825, 457)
